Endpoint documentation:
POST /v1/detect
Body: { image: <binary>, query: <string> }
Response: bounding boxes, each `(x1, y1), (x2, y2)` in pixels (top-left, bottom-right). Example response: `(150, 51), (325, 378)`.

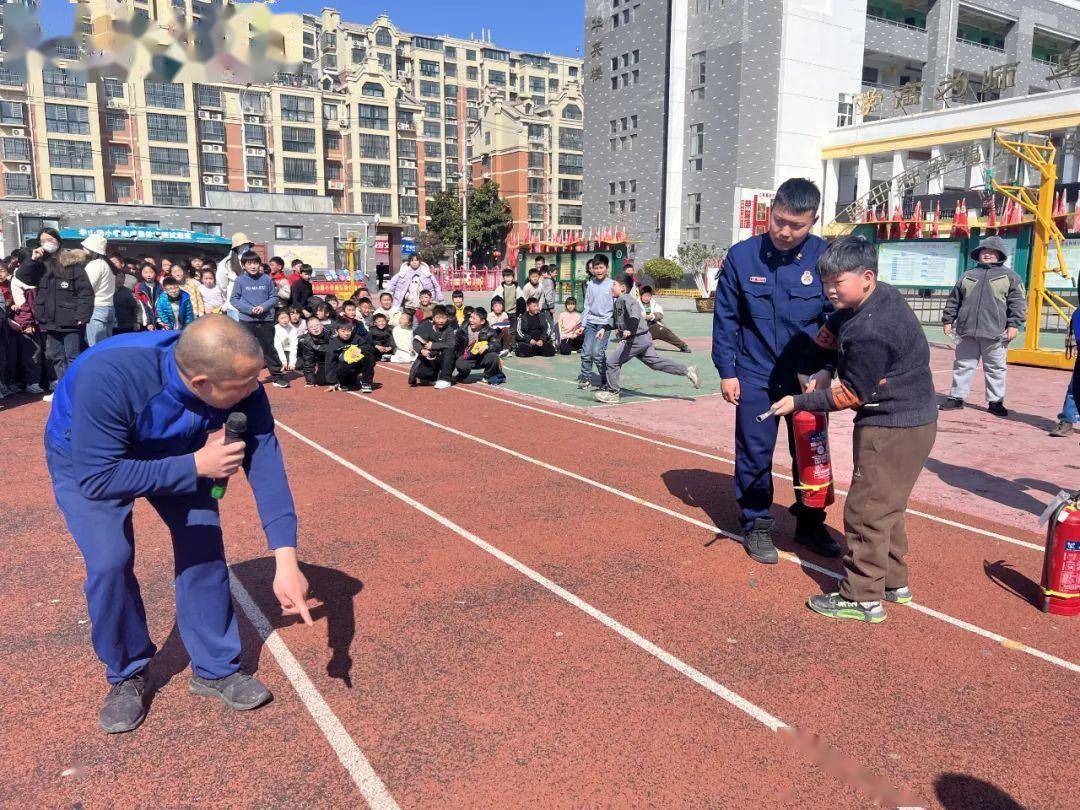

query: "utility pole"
(462, 163), (469, 275)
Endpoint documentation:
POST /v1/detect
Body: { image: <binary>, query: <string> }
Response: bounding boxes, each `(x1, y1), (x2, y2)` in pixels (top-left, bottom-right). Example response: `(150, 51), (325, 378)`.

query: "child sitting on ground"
(391, 311), (417, 364)
(454, 306), (505, 385)
(299, 316), (331, 386)
(338, 300), (358, 327)
(556, 296), (585, 355)
(369, 312), (395, 361)
(410, 304), (458, 388)
(274, 308), (299, 374)
(156, 276), (195, 330)
(639, 285), (691, 352)
(939, 235), (1026, 417)
(314, 301), (334, 327)
(514, 297), (557, 357)
(358, 297), (376, 329)
(487, 296), (513, 356)
(327, 318), (376, 393)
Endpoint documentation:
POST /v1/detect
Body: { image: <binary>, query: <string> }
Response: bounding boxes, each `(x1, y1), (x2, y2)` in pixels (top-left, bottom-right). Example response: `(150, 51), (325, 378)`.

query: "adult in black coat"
(30, 247), (93, 386)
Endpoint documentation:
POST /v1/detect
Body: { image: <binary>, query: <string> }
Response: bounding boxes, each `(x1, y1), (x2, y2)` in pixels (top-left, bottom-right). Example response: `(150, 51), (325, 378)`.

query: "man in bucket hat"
(940, 235), (1027, 417)
(82, 233), (116, 346)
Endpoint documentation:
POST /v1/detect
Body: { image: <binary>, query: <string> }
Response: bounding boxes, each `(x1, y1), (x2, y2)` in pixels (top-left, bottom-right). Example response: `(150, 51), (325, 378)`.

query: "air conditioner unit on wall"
(9, 127), (25, 137)
(15, 163), (30, 172)
(204, 143), (224, 153)
(249, 178), (266, 187)
(198, 110), (212, 120)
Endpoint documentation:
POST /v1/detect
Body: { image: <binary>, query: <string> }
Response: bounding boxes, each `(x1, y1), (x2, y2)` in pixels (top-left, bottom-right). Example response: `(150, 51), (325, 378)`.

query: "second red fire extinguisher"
(793, 411), (835, 510)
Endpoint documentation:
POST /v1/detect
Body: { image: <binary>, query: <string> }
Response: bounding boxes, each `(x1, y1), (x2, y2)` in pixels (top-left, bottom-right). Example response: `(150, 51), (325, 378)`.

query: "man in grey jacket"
(940, 236), (1026, 417)
(596, 275), (700, 404)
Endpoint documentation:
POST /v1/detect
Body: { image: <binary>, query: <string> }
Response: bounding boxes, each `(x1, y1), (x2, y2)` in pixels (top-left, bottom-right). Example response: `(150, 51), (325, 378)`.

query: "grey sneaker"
(686, 365), (701, 389)
(189, 672), (272, 711)
(577, 378), (594, 390)
(26, 383), (44, 395)
(743, 518), (778, 564)
(1049, 420), (1075, 438)
(99, 674), (148, 734)
(595, 389), (620, 404)
(807, 592), (887, 623)
(883, 586), (913, 604)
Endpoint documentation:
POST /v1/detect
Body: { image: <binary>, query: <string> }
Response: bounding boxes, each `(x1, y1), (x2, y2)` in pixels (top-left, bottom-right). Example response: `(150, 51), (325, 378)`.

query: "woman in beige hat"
(216, 232), (255, 320)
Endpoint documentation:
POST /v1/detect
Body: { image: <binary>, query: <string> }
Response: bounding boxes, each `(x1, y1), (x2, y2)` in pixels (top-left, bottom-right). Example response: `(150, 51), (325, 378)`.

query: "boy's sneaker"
(680, 346), (692, 353)
(99, 674), (148, 734)
(686, 365), (701, 389)
(883, 586), (913, 604)
(1049, 420), (1075, 437)
(938, 397), (963, 410)
(595, 389), (620, 404)
(485, 373), (506, 386)
(988, 400), (1008, 417)
(742, 517), (778, 564)
(189, 672), (272, 711)
(434, 379), (452, 390)
(577, 378), (594, 390)
(807, 592), (886, 623)
(272, 379), (290, 389)
(359, 383), (374, 393)
(499, 349), (511, 357)
(26, 383), (44, 395)
(42, 393), (54, 403)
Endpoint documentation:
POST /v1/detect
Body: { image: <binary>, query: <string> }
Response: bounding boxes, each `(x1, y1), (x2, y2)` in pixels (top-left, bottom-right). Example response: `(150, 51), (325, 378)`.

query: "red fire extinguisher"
(793, 411), (835, 510)
(1041, 494), (1080, 616)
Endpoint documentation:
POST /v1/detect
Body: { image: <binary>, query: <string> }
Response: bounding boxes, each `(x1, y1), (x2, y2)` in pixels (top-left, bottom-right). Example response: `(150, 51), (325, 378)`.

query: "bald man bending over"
(45, 316), (315, 733)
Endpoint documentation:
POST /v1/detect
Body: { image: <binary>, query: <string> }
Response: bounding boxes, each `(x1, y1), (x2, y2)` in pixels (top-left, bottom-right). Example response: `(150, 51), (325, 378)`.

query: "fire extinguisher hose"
(794, 482), (832, 492)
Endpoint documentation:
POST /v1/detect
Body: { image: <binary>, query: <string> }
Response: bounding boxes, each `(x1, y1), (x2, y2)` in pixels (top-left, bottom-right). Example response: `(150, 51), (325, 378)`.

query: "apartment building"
(468, 90), (584, 237)
(0, 1), (582, 254)
(582, 0), (1080, 261)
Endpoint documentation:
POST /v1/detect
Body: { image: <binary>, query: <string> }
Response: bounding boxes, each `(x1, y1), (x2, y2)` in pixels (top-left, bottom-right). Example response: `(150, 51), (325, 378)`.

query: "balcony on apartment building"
(865, 1), (929, 63)
(952, 6), (1013, 73)
(859, 57), (924, 122)
(0, 65), (26, 87)
(1032, 28), (1079, 70)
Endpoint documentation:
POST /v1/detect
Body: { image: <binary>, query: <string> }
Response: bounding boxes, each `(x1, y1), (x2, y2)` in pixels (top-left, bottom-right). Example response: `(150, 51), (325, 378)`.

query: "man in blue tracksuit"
(45, 316), (316, 733)
(712, 178), (842, 564)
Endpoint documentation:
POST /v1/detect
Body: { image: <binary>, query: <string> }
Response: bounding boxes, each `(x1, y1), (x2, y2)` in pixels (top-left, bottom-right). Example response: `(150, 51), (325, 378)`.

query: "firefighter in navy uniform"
(712, 178), (842, 564)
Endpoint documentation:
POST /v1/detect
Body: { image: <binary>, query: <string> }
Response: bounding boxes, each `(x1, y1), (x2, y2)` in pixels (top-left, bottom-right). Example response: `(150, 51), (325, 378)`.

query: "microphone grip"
(210, 415), (248, 500)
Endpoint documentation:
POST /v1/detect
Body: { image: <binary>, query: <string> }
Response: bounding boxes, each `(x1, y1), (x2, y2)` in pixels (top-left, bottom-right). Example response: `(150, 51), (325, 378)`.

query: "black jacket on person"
(326, 329), (375, 385)
(31, 257), (93, 333)
(113, 283), (141, 330)
(412, 318), (458, 354)
(454, 322), (499, 357)
(515, 310), (555, 344)
(290, 277), (314, 312)
(298, 329), (332, 377)
(369, 324), (395, 354)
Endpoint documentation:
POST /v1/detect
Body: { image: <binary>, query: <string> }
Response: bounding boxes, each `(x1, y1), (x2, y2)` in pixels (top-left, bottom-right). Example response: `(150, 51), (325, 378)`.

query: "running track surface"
(1, 370), (1075, 808)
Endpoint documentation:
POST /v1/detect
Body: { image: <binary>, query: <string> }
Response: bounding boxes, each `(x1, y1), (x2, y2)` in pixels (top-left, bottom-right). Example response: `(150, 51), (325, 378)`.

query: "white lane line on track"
(379, 369), (1043, 554)
(273, 419), (790, 733)
(344, 393), (1080, 676)
(228, 572), (400, 809)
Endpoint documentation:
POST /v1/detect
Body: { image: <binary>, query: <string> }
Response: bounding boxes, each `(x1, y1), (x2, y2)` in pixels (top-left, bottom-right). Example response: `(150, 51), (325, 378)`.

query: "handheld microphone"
(210, 412), (248, 500)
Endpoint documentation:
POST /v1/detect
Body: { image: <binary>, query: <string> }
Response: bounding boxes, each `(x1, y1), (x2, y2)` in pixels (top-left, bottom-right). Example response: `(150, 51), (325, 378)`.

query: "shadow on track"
(935, 773), (1025, 809)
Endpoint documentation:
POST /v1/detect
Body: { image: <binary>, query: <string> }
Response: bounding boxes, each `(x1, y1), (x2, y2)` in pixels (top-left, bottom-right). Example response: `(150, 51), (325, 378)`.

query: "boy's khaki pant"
(840, 421), (937, 603)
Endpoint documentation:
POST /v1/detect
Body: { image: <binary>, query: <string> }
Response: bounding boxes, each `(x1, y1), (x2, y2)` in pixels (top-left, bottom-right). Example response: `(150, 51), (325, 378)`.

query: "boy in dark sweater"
(514, 297), (557, 357)
(369, 312), (395, 361)
(770, 236), (937, 624)
(410, 305), (459, 389)
(327, 318), (376, 393)
(454, 307), (505, 385)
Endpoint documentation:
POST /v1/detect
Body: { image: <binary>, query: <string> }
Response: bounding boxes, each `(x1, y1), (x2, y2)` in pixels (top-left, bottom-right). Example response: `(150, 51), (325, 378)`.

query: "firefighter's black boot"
(742, 517), (778, 564)
(792, 506), (842, 558)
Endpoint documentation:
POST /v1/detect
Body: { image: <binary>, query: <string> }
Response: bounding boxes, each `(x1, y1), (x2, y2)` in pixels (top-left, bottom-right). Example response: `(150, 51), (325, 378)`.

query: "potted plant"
(677, 242), (727, 313)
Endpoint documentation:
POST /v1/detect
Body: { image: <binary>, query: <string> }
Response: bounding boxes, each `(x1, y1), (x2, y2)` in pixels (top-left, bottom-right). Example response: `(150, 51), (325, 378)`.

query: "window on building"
(46, 139), (91, 170)
(361, 163), (391, 187)
(420, 80), (440, 98)
(110, 178), (132, 199)
(283, 157), (317, 183)
(423, 101), (441, 118)
(0, 101), (26, 125)
(375, 28), (392, 46)
(198, 118), (225, 142)
(202, 151), (227, 173)
(424, 162), (442, 179)
(444, 84), (458, 100)
(149, 146), (189, 176)
(558, 204), (581, 225)
(246, 156), (268, 175)
(559, 178), (582, 200)
(424, 141), (442, 158)
(563, 104), (582, 121)
(196, 85), (222, 108)
(43, 67), (87, 99)
(191, 222), (223, 236)
(559, 127), (583, 150)
(378, 53), (392, 71)
(145, 112), (186, 143)
(286, 188), (318, 197)
(151, 179), (190, 206)
(325, 132), (342, 150)
(244, 123), (266, 145)
(101, 78), (125, 99)
(52, 174), (96, 202)
(558, 153), (583, 175)
(359, 133), (390, 159)
(419, 60), (440, 77)
(686, 192), (702, 233)
(362, 82), (385, 98)
(281, 94), (315, 122)
(282, 126), (316, 153)
(361, 192), (392, 216)
(690, 51), (705, 99)
(488, 70), (506, 86)
(144, 80), (185, 109)
(2, 137), (30, 160)
(423, 120), (441, 138)
(528, 151), (545, 169)
(275, 225), (303, 241)
(325, 162), (342, 180)
(4, 172), (32, 197)
(323, 103), (339, 121)
(45, 104), (90, 135)
(609, 181), (617, 195)
(397, 138), (417, 159)
(358, 103), (389, 129)
(399, 166), (418, 186)
(352, 47), (366, 65)
(688, 123), (703, 170)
